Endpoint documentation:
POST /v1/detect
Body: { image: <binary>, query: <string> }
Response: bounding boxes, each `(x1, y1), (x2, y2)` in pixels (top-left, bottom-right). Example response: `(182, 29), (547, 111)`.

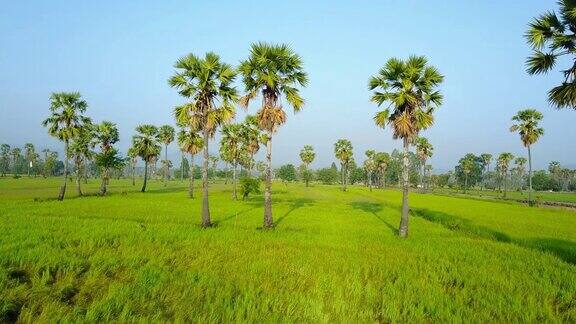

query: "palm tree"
(11, 148), (21, 176)
(220, 123), (243, 200)
(157, 125), (175, 186)
(68, 125), (95, 196)
(240, 115), (263, 175)
(95, 121), (119, 195)
(497, 153), (514, 198)
(170, 52), (237, 228)
(364, 150), (376, 190)
(127, 146), (138, 186)
(369, 56), (444, 238)
(239, 42), (308, 229)
(514, 157), (527, 192)
(132, 124), (161, 193)
(42, 92), (90, 200)
(1, 144), (10, 177)
(374, 153), (391, 190)
(525, 1), (576, 109)
(24, 143), (35, 177)
(40, 148), (49, 178)
(178, 128), (204, 198)
(334, 139), (353, 191)
(415, 137), (433, 191)
(300, 145), (315, 187)
(460, 155), (475, 194)
(510, 109), (544, 205)
(480, 153), (492, 190)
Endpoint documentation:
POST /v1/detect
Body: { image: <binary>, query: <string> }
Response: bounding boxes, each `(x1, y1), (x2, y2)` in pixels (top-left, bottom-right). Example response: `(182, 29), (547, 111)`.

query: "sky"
(1, 0), (575, 172)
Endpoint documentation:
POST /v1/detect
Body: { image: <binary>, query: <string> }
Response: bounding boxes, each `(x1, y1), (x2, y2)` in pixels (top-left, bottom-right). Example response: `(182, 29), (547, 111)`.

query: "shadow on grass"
(275, 198), (316, 227)
(214, 206), (261, 225)
(349, 201), (397, 235)
(413, 208), (576, 265)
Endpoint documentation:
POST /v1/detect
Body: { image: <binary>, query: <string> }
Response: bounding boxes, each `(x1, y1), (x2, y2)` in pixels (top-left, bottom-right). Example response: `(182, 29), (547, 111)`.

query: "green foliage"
(316, 167), (339, 184)
(276, 164), (297, 183)
(239, 177), (261, 200)
(455, 154), (483, 188)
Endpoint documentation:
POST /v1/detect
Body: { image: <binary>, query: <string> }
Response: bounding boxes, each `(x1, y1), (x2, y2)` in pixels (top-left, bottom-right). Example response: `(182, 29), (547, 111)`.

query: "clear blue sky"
(1, 0), (574, 171)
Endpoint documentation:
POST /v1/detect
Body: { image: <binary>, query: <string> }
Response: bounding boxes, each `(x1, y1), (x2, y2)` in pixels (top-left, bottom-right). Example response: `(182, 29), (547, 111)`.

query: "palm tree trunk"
(503, 171), (508, 198)
(27, 161), (30, 177)
(224, 162), (229, 184)
(528, 145), (533, 206)
(232, 162), (237, 200)
(368, 171), (372, 191)
(163, 144), (168, 186)
(58, 140), (69, 201)
(263, 134), (273, 229)
(398, 137), (410, 238)
(189, 154), (194, 198)
(201, 129), (211, 227)
(180, 151), (184, 182)
(464, 173), (468, 194)
(100, 167), (108, 196)
(141, 160), (148, 192)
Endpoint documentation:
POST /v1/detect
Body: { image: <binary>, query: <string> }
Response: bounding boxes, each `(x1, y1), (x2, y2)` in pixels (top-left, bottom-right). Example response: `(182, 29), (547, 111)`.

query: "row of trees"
(0, 143), (62, 177)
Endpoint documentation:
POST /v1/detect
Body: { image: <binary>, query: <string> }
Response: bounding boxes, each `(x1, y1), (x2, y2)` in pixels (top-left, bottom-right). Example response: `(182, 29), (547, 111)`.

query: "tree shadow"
(349, 201), (397, 235)
(275, 198), (316, 227)
(214, 206), (260, 225)
(413, 208), (576, 265)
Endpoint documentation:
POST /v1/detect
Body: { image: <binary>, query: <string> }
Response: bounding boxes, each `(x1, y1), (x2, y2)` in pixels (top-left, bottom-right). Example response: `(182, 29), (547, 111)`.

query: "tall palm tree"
(510, 109), (544, 205)
(374, 152), (390, 189)
(220, 123), (243, 200)
(178, 128), (204, 198)
(42, 92), (90, 200)
(364, 150), (376, 190)
(334, 139), (353, 191)
(480, 153), (492, 190)
(369, 56), (444, 238)
(11, 148), (21, 176)
(40, 148), (49, 178)
(514, 157), (528, 192)
(127, 146), (138, 186)
(68, 124), (95, 196)
(132, 124), (161, 193)
(415, 137), (433, 191)
(240, 115), (263, 175)
(157, 125), (175, 186)
(525, 0), (576, 109)
(0, 144), (10, 177)
(460, 155), (475, 194)
(497, 152), (514, 198)
(170, 52), (237, 228)
(24, 143), (35, 177)
(239, 42), (308, 229)
(95, 121), (119, 195)
(300, 145), (315, 187)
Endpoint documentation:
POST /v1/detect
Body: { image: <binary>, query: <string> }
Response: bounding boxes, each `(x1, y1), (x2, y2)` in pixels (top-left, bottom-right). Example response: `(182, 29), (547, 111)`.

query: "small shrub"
(240, 177), (261, 200)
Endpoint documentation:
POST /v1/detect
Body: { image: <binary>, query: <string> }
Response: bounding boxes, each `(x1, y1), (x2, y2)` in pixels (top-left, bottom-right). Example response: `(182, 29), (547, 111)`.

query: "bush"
(240, 177), (261, 200)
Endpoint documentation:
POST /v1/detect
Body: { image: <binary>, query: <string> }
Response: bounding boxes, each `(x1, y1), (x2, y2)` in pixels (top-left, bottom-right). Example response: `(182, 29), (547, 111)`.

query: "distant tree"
(374, 152), (390, 188)
(177, 128), (203, 198)
(497, 153), (515, 198)
(10, 148), (22, 177)
(316, 167), (339, 185)
(415, 137), (433, 191)
(68, 125), (95, 196)
(127, 146), (138, 186)
(132, 124), (161, 193)
(513, 157), (528, 192)
(510, 109), (544, 205)
(363, 150), (376, 191)
(334, 139), (353, 191)
(42, 92), (90, 200)
(157, 125), (175, 187)
(95, 121), (119, 195)
(24, 143), (36, 177)
(457, 154), (479, 193)
(171, 52), (237, 227)
(240, 177), (261, 200)
(239, 42), (308, 229)
(220, 123), (243, 200)
(525, 0), (576, 109)
(239, 115), (263, 175)
(369, 56), (444, 237)
(0, 144), (10, 177)
(300, 145), (315, 187)
(479, 153), (493, 190)
(277, 164), (297, 183)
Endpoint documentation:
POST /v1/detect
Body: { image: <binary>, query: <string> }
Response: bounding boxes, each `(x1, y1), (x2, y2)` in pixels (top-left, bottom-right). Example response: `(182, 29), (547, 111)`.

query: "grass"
(432, 187), (576, 204)
(0, 177), (575, 322)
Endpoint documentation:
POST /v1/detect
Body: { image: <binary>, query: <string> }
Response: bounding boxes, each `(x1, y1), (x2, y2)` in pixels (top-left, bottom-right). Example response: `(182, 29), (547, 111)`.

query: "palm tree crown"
(369, 56), (443, 140)
(133, 125), (161, 162)
(525, 1), (576, 109)
(42, 92), (90, 142)
(300, 145), (315, 166)
(510, 109), (544, 146)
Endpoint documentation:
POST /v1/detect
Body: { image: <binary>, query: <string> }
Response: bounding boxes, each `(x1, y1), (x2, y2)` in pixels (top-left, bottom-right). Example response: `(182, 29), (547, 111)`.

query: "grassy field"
(432, 187), (576, 204)
(0, 177), (575, 322)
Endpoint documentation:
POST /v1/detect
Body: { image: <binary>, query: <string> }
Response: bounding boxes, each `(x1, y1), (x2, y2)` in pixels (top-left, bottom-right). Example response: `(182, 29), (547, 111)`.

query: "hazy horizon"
(1, 0), (575, 172)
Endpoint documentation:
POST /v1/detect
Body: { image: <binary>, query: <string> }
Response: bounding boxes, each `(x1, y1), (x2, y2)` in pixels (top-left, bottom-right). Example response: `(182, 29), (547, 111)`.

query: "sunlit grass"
(0, 177), (574, 322)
